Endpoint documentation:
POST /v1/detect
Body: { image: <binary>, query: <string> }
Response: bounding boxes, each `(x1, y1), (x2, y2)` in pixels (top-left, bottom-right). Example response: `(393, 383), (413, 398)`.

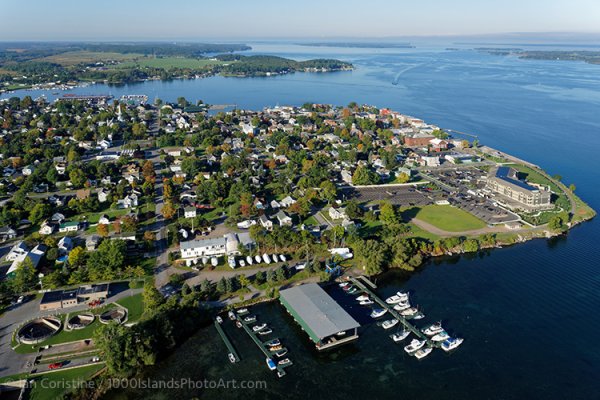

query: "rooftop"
(495, 166), (538, 191)
(280, 283), (360, 342)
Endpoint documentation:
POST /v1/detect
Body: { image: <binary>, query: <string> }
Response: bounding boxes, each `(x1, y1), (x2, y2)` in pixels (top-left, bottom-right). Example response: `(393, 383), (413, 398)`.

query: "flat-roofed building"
(486, 167), (552, 211)
(280, 283), (360, 350)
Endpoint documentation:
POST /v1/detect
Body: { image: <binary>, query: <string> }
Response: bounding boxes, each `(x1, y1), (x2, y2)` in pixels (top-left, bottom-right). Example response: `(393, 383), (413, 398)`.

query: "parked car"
(48, 362), (63, 370)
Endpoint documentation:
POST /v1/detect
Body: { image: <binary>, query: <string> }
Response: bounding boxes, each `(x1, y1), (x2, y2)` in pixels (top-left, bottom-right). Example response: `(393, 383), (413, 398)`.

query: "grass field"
(114, 56), (229, 69)
(29, 364), (104, 400)
(116, 293), (144, 323)
(404, 205), (487, 232)
(36, 51), (141, 66)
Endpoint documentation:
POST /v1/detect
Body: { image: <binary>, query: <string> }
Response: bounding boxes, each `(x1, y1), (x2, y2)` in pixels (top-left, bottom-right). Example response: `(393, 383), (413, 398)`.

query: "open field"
(113, 57), (230, 69)
(116, 293), (144, 323)
(404, 205), (487, 232)
(29, 364), (104, 400)
(35, 51), (141, 66)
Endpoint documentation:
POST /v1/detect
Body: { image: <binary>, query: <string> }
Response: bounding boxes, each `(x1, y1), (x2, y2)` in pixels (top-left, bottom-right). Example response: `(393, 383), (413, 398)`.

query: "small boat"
(278, 358), (291, 366)
(236, 308), (249, 315)
(382, 319), (399, 330)
(422, 322), (444, 336)
(202, 257), (208, 265)
(262, 254), (271, 264)
(339, 282), (350, 288)
(239, 260), (246, 267)
(246, 256), (254, 265)
(432, 331), (450, 342)
(342, 285), (354, 291)
(414, 347), (433, 359)
(412, 313), (425, 320)
(266, 358), (277, 371)
(393, 301), (411, 311)
(390, 330), (410, 342)
(270, 254), (278, 263)
(265, 339), (280, 347)
(211, 257), (218, 267)
(269, 345), (283, 351)
(228, 353), (237, 363)
(243, 315), (257, 323)
(253, 323), (267, 332)
(275, 349), (288, 357)
(359, 299), (374, 305)
(259, 329), (272, 335)
(385, 291), (409, 304)
(400, 307), (419, 316)
(277, 370), (285, 378)
(347, 287), (358, 294)
(370, 308), (388, 318)
(228, 311), (236, 320)
(255, 255), (262, 263)
(441, 337), (464, 352)
(336, 331), (346, 336)
(235, 321), (242, 328)
(228, 256), (236, 268)
(404, 339), (426, 353)
(216, 316), (223, 324)
(356, 294), (370, 302)
(279, 254), (286, 262)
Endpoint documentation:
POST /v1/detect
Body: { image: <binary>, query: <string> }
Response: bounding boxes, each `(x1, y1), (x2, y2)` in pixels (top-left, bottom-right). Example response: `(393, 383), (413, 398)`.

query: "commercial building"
(486, 167), (552, 211)
(180, 233), (255, 266)
(39, 284), (110, 311)
(280, 283), (360, 350)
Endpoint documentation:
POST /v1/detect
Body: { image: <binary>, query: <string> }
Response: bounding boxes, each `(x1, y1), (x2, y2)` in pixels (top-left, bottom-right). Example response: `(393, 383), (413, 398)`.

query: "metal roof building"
(280, 283), (360, 350)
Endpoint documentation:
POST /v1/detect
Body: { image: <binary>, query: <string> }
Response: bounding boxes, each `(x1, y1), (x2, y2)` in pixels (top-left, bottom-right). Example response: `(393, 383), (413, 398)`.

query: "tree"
(237, 274), (250, 290)
(379, 201), (399, 225)
(11, 257), (37, 293)
(345, 200), (363, 219)
(120, 215), (138, 233)
(462, 239), (479, 253)
(69, 168), (87, 188)
(142, 160), (155, 182)
(216, 277), (226, 292)
(548, 215), (565, 232)
(275, 266), (287, 282)
(319, 180), (337, 203)
(142, 281), (163, 311)
(254, 270), (266, 285)
(395, 172), (410, 184)
(352, 165), (380, 185)
(68, 246), (87, 267)
(97, 223), (109, 237)
(29, 202), (51, 224)
(569, 183), (576, 192)
(161, 201), (177, 220)
(200, 278), (211, 294)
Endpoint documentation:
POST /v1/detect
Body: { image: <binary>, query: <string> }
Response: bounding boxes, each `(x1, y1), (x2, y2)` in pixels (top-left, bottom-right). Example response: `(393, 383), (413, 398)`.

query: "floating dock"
(214, 320), (240, 362)
(237, 316), (291, 376)
(349, 277), (439, 348)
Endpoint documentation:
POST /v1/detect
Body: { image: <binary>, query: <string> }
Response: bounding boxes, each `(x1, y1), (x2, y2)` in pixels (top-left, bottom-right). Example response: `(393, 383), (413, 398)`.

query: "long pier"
(349, 277), (439, 348)
(237, 316), (291, 376)
(214, 320), (240, 362)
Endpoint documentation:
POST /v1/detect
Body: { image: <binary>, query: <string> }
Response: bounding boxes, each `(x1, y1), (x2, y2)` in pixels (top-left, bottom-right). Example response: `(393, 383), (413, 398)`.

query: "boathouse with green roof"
(279, 283), (360, 350)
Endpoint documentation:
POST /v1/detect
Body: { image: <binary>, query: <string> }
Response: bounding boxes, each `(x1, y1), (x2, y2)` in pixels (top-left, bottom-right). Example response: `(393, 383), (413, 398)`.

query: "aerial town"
(0, 94), (594, 393)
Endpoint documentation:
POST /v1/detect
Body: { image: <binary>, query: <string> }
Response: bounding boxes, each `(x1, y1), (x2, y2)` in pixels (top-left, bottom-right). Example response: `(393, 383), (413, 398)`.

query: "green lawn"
(406, 222), (442, 241)
(116, 293), (144, 323)
(115, 57), (229, 69)
(404, 205), (487, 232)
(303, 216), (319, 226)
(29, 364), (104, 400)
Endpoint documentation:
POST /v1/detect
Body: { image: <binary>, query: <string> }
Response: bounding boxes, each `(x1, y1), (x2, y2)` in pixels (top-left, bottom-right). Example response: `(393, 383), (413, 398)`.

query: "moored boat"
(441, 337), (464, 352)
(228, 311), (236, 320)
(370, 308), (388, 318)
(414, 347), (433, 359)
(246, 256), (254, 265)
(279, 254), (286, 262)
(385, 291), (409, 304)
(265, 338), (281, 347)
(239, 259), (246, 267)
(228, 353), (237, 363)
(400, 307), (418, 316)
(382, 319), (399, 330)
(253, 323), (267, 332)
(243, 315), (257, 323)
(356, 294), (369, 302)
(275, 349), (287, 357)
(266, 358), (277, 371)
(278, 358), (292, 366)
(393, 301), (411, 311)
(236, 308), (249, 315)
(216, 316), (223, 324)
(422, 322), (444, 336)
(255, 255), (262, 263)
(404, 339), (426, 353)
(359, 299), (374, 305)
(259, 328), (272, 335)
(390, 329), (410, 342)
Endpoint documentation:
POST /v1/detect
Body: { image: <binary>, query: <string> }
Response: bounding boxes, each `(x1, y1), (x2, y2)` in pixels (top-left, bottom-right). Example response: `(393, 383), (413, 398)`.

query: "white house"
(329, 207), (347, 220)
(280, 196), (296, 208)
(184, 207), (197, 219)
(180, 233), (255, 267)
(4, 241), (29, 262)
(276, 211), (293, 226)
(0, 227), (17, 242)
(421, 156), (441, 167)
(59, 221), (79, 233)
(98, 215), (110, 225)
(7, 244), (45, 276)
(38, 222), (55, 235)
(117, 194), (138, 209)
(98, 189), (111, 203)
(259, 215), (273, 231)
(22, 165), (35, 176)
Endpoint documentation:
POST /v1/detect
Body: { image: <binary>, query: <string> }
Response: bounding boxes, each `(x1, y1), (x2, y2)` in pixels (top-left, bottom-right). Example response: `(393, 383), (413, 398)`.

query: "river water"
(3, 42), (599, 399)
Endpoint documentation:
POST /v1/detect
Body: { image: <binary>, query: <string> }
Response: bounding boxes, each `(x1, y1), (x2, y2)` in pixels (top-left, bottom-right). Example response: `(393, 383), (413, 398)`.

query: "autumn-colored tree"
(161, 201), (177, 220)
(120, 215), (138, 233)
(97, 223), (109, 237)
(112, 220), (122, 234)
(143, 230), (156, 242)
(68, 246), (87, 267)
(267, 159), (277, 170)
(142, 160), (155, 183)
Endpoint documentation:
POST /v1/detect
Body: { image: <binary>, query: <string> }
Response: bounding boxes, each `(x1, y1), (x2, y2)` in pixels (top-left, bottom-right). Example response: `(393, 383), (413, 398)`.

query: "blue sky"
(2, 0), (599, 40)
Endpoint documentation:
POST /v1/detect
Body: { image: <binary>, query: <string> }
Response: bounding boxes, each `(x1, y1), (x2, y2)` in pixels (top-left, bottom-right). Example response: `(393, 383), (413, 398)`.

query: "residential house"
(22, 165), (35, 176)
(184, 207), (197, 219)
(0, 227), (17, 242)
(98, 189), (111, 203)
(59, 221), (79, 233)
(329, 207), (348, 220)
(76, 189), (91, 200)
(38, 222), (55, 235)
(117, 193), (138, 209)
(7, 244), (46, 276)
(280, 196), (297, 208)
(275, 210), (293, 226)
(98, 215), (110, 225)
(86, 235), (101, 251)
(58, 236), (74, 254)
(259, 215), (273, 231)
(4, 241), (29, 262)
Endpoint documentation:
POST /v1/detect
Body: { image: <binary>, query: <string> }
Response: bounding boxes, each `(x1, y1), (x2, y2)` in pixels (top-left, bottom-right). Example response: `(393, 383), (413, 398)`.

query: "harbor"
(214, 319), (240, 363)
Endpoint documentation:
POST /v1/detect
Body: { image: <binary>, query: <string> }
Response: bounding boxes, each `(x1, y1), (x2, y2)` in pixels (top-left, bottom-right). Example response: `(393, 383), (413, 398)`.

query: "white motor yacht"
(441, 337), (464, 352)
(390, 330), (410, 342)
(370, 308), (388, 318)
(385, 291), (409, 304)
(382, 319), (399, 330)
(404, 339), (426, 353)
(414, 347), (433, 359)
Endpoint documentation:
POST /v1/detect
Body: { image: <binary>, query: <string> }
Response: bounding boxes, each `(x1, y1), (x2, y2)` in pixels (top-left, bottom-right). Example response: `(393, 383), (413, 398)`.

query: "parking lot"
(341, 185), (432, 207)
(425, 167), (521, 225)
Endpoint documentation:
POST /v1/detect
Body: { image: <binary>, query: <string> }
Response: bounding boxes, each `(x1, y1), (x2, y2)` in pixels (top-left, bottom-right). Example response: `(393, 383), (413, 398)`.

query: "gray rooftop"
(180, 237), (226, 250)
(280, 284), (360, 340)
